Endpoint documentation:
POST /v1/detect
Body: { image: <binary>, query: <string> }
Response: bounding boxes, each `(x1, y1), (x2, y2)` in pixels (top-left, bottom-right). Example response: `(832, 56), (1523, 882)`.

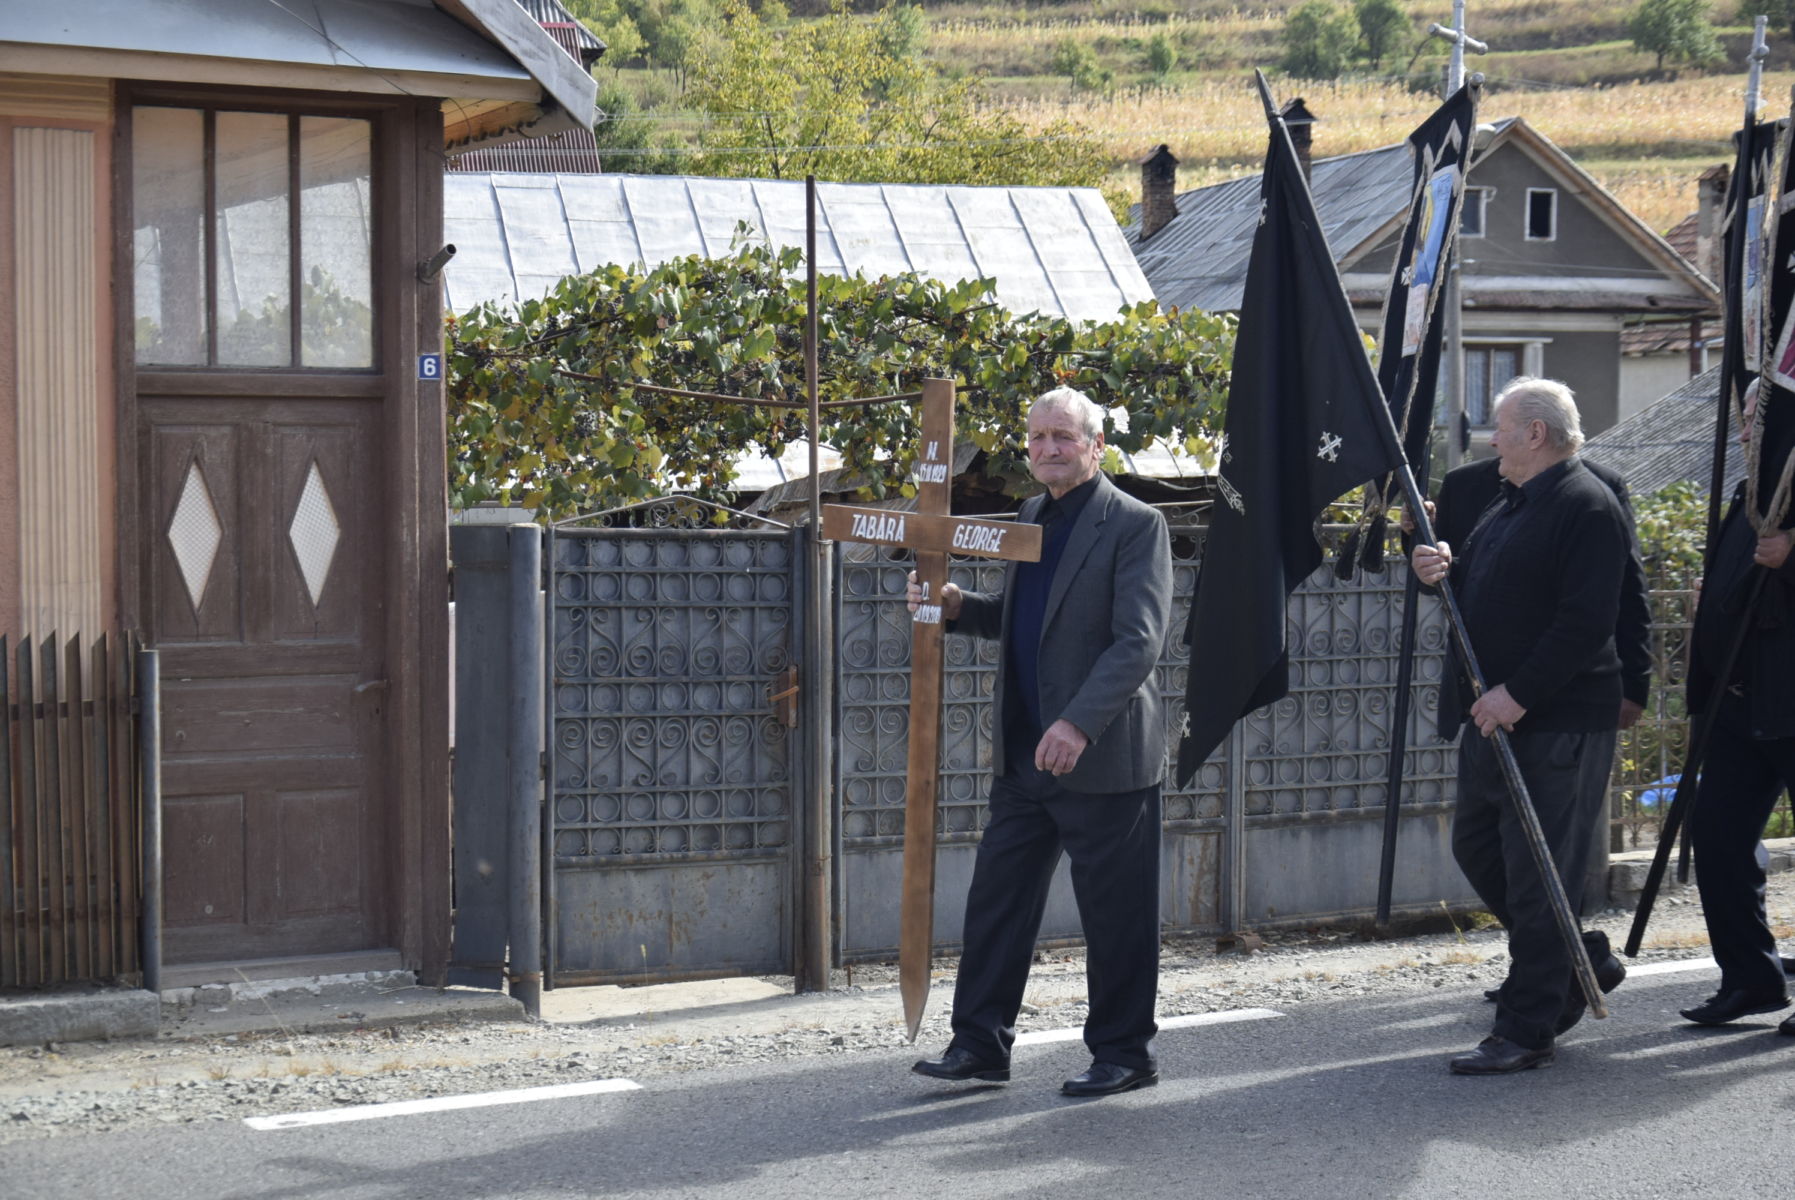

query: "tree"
(1050, 37), (1114, 92)
(683, 1), (1111, 194)
(1629, 0), (1723, 72)
(560, 0), (645, 67)
(1354, 0), (1410, 70)
(1281, 1), (1360, 80)
(592, 79), (682, 175)
(445, 242), (1236, 518)
(1146, 31), (1179, 80)
(1738, 0), (1794, 40)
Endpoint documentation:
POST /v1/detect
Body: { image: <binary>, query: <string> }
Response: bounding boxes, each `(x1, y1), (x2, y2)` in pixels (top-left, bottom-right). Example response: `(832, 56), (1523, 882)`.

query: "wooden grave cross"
(820, 378), (1042, 1041)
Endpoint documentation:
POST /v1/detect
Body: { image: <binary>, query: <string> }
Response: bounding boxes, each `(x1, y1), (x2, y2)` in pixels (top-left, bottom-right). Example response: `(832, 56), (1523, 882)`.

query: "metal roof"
(1, 0), (597, 150)
(1582, 364), (1738, 497)
(1126, 116), (1716, 319)
(442, 173), (1155, 323)
(1125, 140), (1414, 313)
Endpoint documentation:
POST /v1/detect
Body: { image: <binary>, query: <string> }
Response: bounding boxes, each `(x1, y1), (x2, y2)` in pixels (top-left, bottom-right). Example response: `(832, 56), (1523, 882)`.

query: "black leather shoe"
(1782, 955), (1795, 976)
(1680, 988), (1791, 1026)
(1449, 1035), (1554, 1075)
(912, 1046), (1009, 1083)
(1061, 1062), (1158, 1097)
(1779, 1012), (1795, 1036)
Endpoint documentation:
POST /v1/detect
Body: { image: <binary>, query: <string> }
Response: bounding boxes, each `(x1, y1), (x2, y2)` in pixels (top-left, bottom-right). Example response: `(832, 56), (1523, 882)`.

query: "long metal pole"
(137, 646), (161, 995)
(1375, 569), (1423, 925)
(507, 524), (543, 1017)
(798, 175), (833, 993)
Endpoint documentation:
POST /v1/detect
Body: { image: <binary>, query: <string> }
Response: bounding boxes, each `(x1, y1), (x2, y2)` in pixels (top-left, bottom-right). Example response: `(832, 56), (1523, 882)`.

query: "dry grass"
(1437, 948), (1484, 965)
(1004, 72), (1795, 234)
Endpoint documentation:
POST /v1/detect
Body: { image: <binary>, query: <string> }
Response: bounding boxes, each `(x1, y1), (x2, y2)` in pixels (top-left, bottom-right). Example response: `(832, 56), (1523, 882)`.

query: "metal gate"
(543, 513), (806, 985)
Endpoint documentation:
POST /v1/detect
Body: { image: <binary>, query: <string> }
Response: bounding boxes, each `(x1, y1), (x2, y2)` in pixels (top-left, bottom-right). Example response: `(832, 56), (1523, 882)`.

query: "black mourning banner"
(1355, 84), (1480, 572)
(1175, 95), (1405, 785)
(1748, 117), (1795, 530)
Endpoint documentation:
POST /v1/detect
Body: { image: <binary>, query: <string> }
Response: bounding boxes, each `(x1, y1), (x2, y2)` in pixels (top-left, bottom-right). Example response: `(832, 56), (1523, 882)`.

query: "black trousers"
(1453, 727), (1614, 1050)
(1689, 690), (1795, 996)
(947, 762), (1162, 1072)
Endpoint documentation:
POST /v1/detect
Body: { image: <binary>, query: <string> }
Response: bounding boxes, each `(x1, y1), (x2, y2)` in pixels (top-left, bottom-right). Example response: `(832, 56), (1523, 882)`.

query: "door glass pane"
(133, 107), (207, 365)
(299, 117), (373, 367)
(215, 112), (291, 366)
(1493, 348), (1520, 397)
(1465, 348), (1490, 426)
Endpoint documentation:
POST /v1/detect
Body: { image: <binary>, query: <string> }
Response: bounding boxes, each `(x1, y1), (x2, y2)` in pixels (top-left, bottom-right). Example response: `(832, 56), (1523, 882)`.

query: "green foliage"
(1635, 477), (1708, 586)
(1738, 0), (1795, 39)
(1629, 0), (1723, 71)
(1282, 1), (1360, 80)
(593, 79), (682, 174)
(560, 0), (646, 66)
(1354, 0), (1411, 70)
(1146, 31), (1179, 79)
(683, 0), (1109, 190)
(445, 241), (1236, 519)
(1050, 37), (1115, 92)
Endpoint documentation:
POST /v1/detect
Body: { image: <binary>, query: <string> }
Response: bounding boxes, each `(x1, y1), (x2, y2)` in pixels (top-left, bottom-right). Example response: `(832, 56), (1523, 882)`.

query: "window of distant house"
(1525, 188), (1557, 242)
(1459, 188), (1489, 238)
(1464, 343), (1526, 427)
(133, 105), (373, 368)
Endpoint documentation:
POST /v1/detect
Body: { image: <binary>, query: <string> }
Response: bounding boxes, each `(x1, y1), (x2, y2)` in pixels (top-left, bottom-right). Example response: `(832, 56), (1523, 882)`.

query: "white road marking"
(244, 1078), (641, 1130)
(1625, 958), (1719, 978)
(1014, 1008), (1283, 1046)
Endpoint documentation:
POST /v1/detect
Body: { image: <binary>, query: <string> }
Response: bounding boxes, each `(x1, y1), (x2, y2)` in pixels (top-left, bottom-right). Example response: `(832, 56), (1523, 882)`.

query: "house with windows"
(0, 2), (597, 990)
(1126, 114), (1718, 444)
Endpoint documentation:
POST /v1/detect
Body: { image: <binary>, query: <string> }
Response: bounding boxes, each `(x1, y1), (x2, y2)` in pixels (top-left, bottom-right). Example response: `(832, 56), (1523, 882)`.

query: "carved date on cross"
(821, 378), (1042, 1041)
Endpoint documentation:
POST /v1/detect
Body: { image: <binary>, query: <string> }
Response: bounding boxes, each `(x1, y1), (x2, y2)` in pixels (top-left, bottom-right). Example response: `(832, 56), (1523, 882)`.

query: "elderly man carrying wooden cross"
(906, 386), (1173, 1098)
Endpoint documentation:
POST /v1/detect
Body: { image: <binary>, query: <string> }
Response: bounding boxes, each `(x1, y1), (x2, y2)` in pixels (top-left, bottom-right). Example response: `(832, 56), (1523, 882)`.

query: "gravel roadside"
(0, 875), (1781, 1144)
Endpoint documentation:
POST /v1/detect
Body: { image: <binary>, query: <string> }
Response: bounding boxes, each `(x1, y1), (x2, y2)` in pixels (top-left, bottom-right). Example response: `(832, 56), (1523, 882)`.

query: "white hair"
(1495, 376), (1584, 453)
(1030, 387), (1104, 441)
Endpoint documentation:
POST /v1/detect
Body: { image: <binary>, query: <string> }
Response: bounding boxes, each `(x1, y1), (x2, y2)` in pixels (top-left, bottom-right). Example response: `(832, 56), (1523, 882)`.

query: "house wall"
(1464, 144), (1658, 276)
(1620, 353), (1700, 424)
(1542, 329), (1622, 434)
(0, 74), (116, 643)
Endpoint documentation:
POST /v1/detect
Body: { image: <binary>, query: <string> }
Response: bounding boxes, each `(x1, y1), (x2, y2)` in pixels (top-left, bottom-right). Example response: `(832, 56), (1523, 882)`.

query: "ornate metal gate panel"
(1234, 559), (1462, 926)
(545, 523), (803, 984)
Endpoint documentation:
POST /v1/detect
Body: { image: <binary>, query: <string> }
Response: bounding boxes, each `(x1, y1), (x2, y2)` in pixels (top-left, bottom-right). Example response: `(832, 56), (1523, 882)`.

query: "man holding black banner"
(1411, 377), (1632, 1073)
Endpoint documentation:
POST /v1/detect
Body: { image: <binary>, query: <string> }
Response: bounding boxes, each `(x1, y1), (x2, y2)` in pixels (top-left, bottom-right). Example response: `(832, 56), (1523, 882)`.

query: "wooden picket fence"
(0, 633), (143, 988)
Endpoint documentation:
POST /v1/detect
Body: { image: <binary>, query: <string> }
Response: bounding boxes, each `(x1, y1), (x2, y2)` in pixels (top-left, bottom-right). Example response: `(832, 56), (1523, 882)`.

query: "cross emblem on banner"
(821, 378), (1043, 1041)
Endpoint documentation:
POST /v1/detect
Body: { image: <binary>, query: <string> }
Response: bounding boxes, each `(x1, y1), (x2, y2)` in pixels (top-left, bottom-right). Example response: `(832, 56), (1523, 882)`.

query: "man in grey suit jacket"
(907, 387), (1174, 1098)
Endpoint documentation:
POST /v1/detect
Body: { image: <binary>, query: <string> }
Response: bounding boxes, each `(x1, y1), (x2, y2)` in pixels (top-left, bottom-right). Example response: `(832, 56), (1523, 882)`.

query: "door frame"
(111, 81), (450, 980)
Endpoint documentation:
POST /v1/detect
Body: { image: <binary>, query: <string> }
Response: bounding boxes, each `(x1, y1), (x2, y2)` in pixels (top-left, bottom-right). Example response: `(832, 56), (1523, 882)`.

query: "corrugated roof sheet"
(442, 173), (1155, 322)
(1124, 140), (1414, 313)
(1582, 365), (1739, 496)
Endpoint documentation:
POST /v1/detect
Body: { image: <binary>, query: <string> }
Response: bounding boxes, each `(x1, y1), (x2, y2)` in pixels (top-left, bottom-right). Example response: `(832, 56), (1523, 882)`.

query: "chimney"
(1695, 162), (1729, 284)
(1138, 144), (1179, 241)
(1280, 98), (1317, 184)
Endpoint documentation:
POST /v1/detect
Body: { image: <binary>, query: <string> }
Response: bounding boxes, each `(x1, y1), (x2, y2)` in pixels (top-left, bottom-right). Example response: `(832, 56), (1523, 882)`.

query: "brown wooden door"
(142, 393), (388, 963)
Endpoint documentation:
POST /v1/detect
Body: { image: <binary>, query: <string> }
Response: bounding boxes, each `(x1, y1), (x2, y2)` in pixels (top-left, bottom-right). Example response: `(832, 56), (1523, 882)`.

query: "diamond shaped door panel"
(151, 425), (241, 642)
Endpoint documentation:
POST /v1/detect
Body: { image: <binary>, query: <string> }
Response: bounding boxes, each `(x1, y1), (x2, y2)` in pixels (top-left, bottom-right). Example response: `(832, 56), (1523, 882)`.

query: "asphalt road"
(4, 963), (1786, 1199)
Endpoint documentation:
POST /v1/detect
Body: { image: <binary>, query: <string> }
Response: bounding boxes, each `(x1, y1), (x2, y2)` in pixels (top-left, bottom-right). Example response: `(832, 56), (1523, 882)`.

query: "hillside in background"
(577, 0), (1795, 235)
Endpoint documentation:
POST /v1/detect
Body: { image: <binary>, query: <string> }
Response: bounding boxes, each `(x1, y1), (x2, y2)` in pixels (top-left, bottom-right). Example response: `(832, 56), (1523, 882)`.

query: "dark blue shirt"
(1007, 474), (1099, 740)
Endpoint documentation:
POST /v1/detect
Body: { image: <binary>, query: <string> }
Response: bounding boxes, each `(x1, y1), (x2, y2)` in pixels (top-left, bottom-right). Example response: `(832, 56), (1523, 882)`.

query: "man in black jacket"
(1678, 379), (1795, 1029)
(1412, 377), (1633, 1074)
(1427, 452), (1647, 1026)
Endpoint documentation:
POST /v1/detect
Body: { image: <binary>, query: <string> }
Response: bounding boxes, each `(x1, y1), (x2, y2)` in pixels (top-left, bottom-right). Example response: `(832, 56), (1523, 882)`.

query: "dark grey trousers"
(1453, 726), (1616, 1050)
(947, 762), (1162, 1072)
